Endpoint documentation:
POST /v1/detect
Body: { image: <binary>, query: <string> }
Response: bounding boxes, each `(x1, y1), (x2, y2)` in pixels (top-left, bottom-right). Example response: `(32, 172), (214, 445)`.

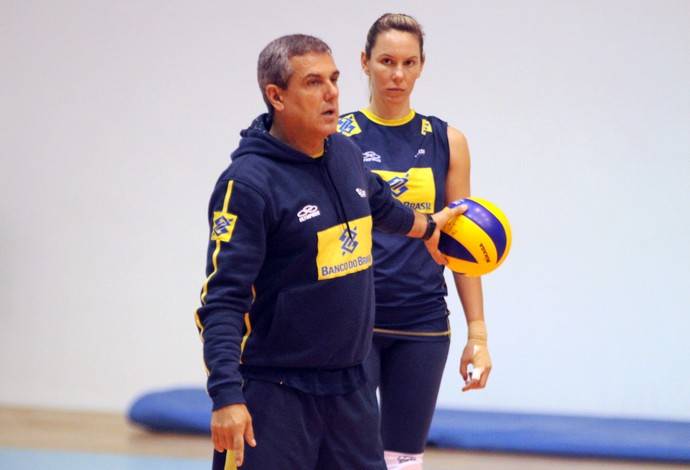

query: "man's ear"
(266, 84), (284, 112)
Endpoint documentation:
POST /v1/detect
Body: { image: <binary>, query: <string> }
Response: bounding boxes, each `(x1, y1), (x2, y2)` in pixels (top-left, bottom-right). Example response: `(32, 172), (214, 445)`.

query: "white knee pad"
(384, 450), (424, 470)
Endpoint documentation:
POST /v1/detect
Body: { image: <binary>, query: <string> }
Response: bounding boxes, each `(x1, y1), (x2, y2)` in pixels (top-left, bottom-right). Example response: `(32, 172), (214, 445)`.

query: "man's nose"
(325, 81), (339, 100)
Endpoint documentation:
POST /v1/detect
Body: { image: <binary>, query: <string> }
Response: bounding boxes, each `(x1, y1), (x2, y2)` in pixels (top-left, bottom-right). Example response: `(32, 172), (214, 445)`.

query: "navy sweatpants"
(212, 379), (386, 470)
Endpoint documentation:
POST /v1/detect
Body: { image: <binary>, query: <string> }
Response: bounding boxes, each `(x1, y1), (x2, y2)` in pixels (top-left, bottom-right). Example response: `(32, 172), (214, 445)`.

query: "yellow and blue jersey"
(338, 109), (451, 339)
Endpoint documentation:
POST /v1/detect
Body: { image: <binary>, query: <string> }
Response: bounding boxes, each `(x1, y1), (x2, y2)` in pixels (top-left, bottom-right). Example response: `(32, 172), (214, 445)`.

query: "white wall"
(1, 0), (688, 421)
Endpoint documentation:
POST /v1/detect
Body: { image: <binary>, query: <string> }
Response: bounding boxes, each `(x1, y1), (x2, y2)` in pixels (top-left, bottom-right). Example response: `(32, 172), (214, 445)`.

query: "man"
(195, 34), (464, 470)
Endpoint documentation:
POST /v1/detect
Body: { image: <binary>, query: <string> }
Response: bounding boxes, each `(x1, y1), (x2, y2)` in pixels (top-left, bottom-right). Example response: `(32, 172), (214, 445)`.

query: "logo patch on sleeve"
(211, 211), (237, 242)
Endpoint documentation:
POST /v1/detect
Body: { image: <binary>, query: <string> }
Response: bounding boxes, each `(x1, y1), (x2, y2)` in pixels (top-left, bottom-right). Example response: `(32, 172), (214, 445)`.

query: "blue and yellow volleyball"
(439, 197), (512, 276)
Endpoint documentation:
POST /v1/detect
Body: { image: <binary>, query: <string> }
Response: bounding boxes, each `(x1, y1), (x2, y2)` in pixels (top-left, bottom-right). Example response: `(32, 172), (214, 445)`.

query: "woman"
(337, 13), (492, 470)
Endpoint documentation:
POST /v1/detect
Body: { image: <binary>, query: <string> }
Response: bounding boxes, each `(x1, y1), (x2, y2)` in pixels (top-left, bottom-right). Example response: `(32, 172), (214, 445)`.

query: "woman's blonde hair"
(364, 13), (425, 60)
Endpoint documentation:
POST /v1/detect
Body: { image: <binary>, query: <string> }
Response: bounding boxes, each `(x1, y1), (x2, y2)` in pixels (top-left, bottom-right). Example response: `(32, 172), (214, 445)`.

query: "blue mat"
(128, 387), (690, 463)
(129, 388), (211, 435)
(427, 408), (690, 463)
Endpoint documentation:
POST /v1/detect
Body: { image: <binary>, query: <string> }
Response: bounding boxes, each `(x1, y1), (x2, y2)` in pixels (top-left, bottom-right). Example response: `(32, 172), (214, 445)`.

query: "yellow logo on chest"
(373, 167), (436, 214)
(316, 216), (373, 280)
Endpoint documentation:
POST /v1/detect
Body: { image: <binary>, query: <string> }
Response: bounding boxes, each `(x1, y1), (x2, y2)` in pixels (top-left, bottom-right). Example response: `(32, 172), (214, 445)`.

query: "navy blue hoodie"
(195, 115), (414, 410)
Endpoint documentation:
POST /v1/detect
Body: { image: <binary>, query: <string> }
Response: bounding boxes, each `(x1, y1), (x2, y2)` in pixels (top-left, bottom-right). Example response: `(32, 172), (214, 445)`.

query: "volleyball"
(439, 197), (512, 276)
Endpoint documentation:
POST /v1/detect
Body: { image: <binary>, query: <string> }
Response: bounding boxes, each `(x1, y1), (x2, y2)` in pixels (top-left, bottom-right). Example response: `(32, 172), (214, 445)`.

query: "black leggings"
(364, 335), (451, 454)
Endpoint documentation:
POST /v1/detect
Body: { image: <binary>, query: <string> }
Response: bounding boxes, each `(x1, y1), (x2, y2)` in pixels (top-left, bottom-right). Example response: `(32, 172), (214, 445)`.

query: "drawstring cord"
(321, 139), (353, 240)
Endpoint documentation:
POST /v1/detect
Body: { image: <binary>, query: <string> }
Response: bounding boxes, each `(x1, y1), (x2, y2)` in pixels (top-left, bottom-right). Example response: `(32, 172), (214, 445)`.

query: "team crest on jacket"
(211, 211), (237, 242)
(337, 114), (362, 137)
(339, 226), (359, 254)
(316, 216), (373, 280)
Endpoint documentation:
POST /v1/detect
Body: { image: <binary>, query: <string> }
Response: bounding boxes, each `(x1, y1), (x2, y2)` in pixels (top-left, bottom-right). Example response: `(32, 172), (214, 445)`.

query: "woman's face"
(362, 29), (424, 105)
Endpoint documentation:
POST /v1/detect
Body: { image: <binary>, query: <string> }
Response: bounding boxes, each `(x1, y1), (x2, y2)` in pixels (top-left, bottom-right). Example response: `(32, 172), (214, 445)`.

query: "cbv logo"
(388, 175), (409, 197)
(339, 226), (359, 255)
(213, 215), (234, 236)
(338, 115), (356, 134)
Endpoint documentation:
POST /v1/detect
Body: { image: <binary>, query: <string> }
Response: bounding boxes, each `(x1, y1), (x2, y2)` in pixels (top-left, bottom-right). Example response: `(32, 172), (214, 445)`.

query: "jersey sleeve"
(194, 178), (267, 410)
(366, 169), (415, 235)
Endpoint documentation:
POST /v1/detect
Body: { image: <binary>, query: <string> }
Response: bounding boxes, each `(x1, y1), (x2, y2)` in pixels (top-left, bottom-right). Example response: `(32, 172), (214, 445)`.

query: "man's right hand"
(211, 404), (256, 467)
(423, 203), (467, 265)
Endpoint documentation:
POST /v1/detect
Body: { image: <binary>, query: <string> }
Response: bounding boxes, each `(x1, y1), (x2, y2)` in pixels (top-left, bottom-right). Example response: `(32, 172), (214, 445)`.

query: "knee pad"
(384, 450), (424, 469)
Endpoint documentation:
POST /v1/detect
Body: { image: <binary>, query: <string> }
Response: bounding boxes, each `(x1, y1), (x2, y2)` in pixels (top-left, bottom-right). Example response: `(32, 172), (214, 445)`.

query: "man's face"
(278, 52), (340, 142)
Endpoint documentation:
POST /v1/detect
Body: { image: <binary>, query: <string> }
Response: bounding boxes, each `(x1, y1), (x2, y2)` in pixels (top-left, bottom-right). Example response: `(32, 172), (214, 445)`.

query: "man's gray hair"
(257, 34), (332, 114)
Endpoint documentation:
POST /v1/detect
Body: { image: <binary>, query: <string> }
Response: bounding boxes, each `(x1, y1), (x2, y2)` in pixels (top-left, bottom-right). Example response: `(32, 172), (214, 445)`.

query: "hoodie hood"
(230, 113), (328, 165)
(230, 114), (355, 237)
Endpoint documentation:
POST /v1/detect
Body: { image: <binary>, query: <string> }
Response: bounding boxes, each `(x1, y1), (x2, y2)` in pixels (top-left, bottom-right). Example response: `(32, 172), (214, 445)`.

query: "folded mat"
(128, 387), (690, 463)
